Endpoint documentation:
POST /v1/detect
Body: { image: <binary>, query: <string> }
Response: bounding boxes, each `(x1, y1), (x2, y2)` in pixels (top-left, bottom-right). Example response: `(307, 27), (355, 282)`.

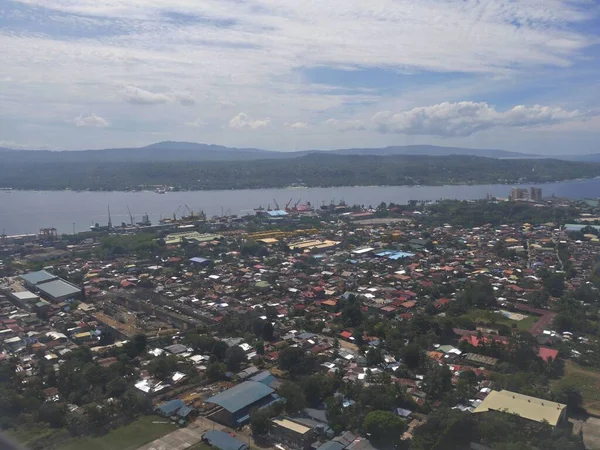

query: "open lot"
(57, 415), (178, 450)
(461, 309), (538, 332)
(559, 360), (600, 416)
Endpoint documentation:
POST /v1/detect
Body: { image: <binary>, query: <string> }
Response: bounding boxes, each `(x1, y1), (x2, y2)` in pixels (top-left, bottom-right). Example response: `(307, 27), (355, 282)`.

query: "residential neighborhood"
(2, 197), (600, 450)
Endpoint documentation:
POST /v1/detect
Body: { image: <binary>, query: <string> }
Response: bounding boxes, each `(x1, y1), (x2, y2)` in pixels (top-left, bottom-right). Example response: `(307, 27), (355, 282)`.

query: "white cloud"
(0, 0), (598, 149)
(371, 102), (585, 137)
(121, 86), (171, 105)
(120, 86), (195, 106)
(185, 117), (207, 127)
(325, 118), (366, 131)
(73, 113), (110, 128)
(229, 113), (270, 129)
(284, 122), (308, 130)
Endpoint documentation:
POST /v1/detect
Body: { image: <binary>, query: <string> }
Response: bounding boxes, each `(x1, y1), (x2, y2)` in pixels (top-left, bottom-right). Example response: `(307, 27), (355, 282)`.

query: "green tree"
(38, 402), (67, 428)
(250, 408), (272, 436)
(552, 380), (583, 411)
(66, 412), (90, 436)
(362, 410), (407, 448)
(106, 377), (128, 397)
(400, 343), (424, 370)
(279, 346), (305, 372)
(147, 355), (178, 381)
(206, 362), (227, 381)
(423, 364), (453, 401)
(225, 345), (247, 372)
(262, 322), (275, 341)
(367, 348), (383, 367)
(279, 381), (306, 413)
(212, 341), (229, 360)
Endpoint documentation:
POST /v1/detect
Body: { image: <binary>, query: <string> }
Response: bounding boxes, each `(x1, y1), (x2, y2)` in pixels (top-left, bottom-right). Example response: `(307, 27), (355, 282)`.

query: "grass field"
(461, 309), (538, 331)
(186, 443), (212, 450)
(7, 426), (67, 448)
(57, 415), (178, 450)
(558, 360), (600, 416)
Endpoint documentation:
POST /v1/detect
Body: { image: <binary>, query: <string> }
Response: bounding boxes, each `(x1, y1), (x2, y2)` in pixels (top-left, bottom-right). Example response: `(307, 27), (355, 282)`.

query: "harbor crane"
(285, 198), (293, 210)
(126, 205), (134, 225)
(173, 205), (182, 220)
(273, 198), (280, 210)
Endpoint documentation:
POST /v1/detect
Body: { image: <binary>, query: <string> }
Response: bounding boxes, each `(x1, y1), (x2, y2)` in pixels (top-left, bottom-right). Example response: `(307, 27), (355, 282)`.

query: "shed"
(203, 430), (249, 450)
(157, 399), (185, 416)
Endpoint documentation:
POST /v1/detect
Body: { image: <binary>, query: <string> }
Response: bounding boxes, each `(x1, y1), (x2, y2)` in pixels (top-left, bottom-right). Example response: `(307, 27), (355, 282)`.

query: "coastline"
(0, 176), (595, 194)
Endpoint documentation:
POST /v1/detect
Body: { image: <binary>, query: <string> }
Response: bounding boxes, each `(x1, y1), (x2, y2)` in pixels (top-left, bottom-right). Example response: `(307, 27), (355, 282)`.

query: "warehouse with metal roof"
(20, 270), (57, 288)
(206, 381), (279, 426)
(36, 279), (81, 302)
(473, 390), (566, 427)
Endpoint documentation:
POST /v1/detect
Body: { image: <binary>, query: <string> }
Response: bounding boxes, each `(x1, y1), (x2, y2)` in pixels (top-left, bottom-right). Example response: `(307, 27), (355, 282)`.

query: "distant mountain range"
(1, 141), (598, 162)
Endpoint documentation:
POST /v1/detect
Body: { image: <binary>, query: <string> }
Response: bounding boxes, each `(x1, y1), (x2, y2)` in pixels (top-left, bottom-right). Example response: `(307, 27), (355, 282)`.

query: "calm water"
(1, 179), (599, 235)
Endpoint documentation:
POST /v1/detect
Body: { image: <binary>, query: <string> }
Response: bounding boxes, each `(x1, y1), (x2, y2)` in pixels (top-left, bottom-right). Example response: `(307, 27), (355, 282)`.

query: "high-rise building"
(509, 187), (542, 202)
(529, 187), (542, 202)
(510, 188), (528, 201)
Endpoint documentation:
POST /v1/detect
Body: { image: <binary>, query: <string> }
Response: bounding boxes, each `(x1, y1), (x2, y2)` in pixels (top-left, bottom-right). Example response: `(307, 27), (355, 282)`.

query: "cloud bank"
(371, 102), (585, 137)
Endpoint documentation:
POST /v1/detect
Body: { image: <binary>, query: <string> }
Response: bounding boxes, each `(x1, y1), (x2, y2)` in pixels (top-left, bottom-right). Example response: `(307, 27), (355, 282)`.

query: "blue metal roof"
(388, 251), (415, 260)
(249, 371), (276, 387)
(157, 399), (184, 416)
(190, 257), (210, 264)
(206, 381), (274, 413)
(177, 405), (195, 418)
(203, 431), (248, 450)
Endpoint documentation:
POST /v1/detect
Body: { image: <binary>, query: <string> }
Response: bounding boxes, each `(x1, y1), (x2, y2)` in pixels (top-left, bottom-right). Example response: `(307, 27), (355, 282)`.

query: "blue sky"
(0, 0), (599, 154)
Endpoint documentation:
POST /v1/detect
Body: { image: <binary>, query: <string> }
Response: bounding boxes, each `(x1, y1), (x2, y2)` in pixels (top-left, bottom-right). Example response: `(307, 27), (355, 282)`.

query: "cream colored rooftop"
(473, 390), (566, 426)
(289, 239), (340, 250)
(272, 418), (311, 434)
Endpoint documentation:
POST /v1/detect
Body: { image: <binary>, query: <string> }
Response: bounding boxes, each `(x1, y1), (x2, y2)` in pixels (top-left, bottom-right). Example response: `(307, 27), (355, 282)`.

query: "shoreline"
(0, 176), (595, 194)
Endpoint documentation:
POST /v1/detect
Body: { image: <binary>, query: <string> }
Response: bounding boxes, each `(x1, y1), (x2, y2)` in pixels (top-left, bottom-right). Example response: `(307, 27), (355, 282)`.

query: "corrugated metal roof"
(206, 381), (274, 413)
(203, 430), (248, 450)
(37, 279), (80, 299)
(273, 418), (311, 434)
(473, 390), (565, 426)
(20, 270), (56, 285)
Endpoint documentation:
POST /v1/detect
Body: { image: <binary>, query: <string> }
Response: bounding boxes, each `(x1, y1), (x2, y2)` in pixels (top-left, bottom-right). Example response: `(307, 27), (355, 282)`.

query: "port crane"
(126, 205), (134, 225)
(273, 198), (280, 210)
(173, 205), (182, 220)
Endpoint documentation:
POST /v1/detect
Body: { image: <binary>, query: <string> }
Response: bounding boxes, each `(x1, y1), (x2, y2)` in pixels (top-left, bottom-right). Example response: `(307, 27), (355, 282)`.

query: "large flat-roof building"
(206, 381), (279, 427)
(473, 390), (566, 427)
(20, 270), (57, 289)
(19, 270), (81, 303)
(36, 279), (81, 302)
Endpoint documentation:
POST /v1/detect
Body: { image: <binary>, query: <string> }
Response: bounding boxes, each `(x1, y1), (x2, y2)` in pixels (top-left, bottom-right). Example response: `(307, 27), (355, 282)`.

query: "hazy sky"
(0, 0), (599, 153)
